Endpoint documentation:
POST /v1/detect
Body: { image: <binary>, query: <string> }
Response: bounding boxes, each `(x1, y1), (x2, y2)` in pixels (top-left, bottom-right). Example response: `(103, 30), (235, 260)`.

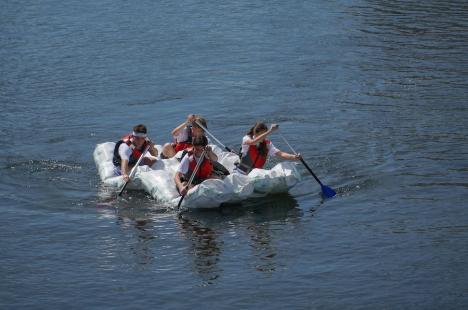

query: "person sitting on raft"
(161, 114), (209, 159)
(174, 136), (220, 196)
(112, 124), (158, 182)
(236, 122), (301, 174)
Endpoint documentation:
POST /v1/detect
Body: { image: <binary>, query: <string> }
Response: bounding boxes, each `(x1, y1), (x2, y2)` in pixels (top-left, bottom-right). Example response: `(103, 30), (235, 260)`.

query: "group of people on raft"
(112, 114), (301, 196)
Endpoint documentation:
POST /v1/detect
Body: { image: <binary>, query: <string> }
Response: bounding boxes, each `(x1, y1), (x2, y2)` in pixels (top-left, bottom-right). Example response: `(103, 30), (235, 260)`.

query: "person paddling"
(161, 114), (210, 159)
(112, 124), (158, 182)
(236, 122), (301, 174)
(174, 136), (220, 196)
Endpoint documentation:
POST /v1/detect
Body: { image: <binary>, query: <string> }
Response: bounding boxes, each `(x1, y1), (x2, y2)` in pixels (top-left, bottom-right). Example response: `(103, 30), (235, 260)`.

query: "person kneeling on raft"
(162, 113), (230, 176)
(174, 135), (221, 196)
(112, 124), (158, 182)
(161, 114), (207, 159)
(236, 122), (301, 174)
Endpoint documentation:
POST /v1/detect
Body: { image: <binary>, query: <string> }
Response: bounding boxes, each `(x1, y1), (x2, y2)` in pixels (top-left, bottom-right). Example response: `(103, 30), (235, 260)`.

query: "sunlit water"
(1, 0), (467, 308)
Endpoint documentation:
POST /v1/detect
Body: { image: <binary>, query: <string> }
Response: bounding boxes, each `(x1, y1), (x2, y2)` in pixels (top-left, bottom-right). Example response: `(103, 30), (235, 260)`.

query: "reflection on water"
(243, 194), (302, 273)
(221, 193), (302, 222)
(94, 192), (302, 284)
(178, 193), (302, 282)
(247, 223), (276, 273)
(95, 193), (170, 271)
(117, 216), (156, 268)
(176, 214), (222, 284)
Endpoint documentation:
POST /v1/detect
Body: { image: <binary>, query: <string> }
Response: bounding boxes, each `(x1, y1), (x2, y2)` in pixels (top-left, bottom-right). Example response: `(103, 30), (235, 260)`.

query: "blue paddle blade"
(321, 185), (336, 198)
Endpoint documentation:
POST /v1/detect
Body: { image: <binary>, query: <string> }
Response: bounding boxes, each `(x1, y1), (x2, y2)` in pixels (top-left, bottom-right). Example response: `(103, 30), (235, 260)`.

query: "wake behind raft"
(94, 142), (302, 209)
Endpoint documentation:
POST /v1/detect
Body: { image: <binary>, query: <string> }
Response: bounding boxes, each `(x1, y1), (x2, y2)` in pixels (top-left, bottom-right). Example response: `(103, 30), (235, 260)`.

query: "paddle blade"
(321, 184), (336, 198)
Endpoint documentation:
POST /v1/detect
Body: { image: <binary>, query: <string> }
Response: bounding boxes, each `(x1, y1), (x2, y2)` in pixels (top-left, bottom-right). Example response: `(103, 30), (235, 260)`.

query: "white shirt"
(118, 141), (151, 162)
(174, 127), (211, 144)
(113, 143), (134, 175)
(177, 154), (205, 175)
(118, 143), (133, 161)
(174, 126), (190, 143)
(241, 135), (279, 157)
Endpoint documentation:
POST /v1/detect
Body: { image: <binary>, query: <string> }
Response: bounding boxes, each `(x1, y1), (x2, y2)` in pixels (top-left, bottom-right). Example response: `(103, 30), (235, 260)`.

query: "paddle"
(278, 132), (336, 198)
(118, 145), (151, 196)
(194, 120), (239, 155)
(177, 147), (208, 210)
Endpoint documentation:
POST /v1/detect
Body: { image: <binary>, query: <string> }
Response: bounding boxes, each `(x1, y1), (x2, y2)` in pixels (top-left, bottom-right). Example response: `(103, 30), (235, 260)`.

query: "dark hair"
(192, 135), (208, 147)
(192, 117), (207, 130)
(133, 124), (147, 134)
(247, 122), (268, 156)
(247, 122), (268, 137)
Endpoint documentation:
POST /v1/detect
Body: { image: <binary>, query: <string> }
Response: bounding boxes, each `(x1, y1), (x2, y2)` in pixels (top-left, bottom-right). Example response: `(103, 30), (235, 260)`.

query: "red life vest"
(184, 153), (213, 183)
(174, 127), (193, 152)
(237, 139), (270, 173)
(174, 141), (192, 152)
(112, 134), (149, 167)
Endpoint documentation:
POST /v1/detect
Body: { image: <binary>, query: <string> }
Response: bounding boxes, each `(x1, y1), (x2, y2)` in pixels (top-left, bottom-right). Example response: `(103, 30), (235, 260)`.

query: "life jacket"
(184, 152), (213, 185)
(237, 139), (270, 174)
(112, 134), (148, 167)
(174, 127), (192, 152)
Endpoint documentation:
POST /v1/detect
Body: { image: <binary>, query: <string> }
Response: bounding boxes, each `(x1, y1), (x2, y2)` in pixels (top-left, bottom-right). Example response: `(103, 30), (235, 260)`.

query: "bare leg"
(142, 157), (156, 167)
(162, 143), (176, 158)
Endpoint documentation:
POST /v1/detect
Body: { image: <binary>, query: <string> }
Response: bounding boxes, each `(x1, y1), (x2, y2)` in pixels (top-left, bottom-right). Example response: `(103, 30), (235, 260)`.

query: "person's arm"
(171, 114), (196, 136)
(275, 150), (301, 161)
(121, 159), (130, 182)
(174, 157), (190, 195)
(174, 172), (187, 195)
(269, 141), (300, 161)
(171, 122), (188, 137)
(119, 144), (133, 182)
(147, 140), (158, 157)
(243, 124), (279, 145)
(205, 146), (218, 161)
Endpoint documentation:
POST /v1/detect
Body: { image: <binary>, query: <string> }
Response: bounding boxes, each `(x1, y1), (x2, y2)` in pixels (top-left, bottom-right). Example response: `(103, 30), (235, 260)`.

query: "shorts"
(113, 166), (122, 176)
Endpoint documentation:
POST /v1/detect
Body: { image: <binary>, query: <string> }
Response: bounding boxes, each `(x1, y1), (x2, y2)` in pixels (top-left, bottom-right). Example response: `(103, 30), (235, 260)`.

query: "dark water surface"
(1, 0), (468, 308)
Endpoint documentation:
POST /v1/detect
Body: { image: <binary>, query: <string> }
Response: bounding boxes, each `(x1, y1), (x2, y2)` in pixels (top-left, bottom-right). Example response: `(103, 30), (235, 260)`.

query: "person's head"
(247, 122), (268, 138)
(132, 124), (147, 147)
(191, 117), (207, 137)
(192, 135), (208, 156)
(247, 122), (269, 155)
